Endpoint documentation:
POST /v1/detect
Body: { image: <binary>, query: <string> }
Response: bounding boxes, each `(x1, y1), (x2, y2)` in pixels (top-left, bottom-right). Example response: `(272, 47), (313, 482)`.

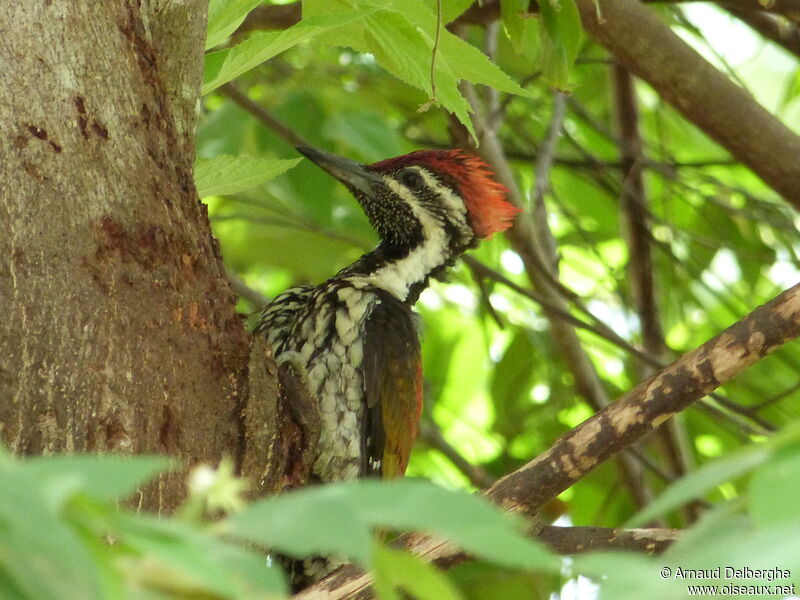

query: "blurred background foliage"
(198, 0), (800, 536)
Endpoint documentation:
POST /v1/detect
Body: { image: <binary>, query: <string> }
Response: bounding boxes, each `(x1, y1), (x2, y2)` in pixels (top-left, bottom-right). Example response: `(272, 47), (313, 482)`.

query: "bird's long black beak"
(297, 146), (384, 196)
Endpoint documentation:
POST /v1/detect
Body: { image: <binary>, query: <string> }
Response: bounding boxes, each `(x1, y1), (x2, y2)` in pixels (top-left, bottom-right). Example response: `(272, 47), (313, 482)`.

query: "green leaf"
(398, 0), (529, 94)
(195, 155), (301, 198)
(106, 510), (287, 599)
(626, 444), (771, 527)
(491, 328), (537, 439)
(202, 11), (375, 94)
(342, 480), (555, 570)
(23, 454), (171, 507)
(0, 470), (104, 600)
(304, 0), (530, 140)
(422, 0), (474, 23)
(373, 544), (465, 600)
(500, 0), (530, 53)
(223, 491), (374, 566)
(449, 562), (554, 600)
(749, 442), (800, 527)
(355, 11), (475, 138)
(206, 0), (264, 50)
(224, 479), (556, 572)
(538, 0), (581, 90)
(573, 552), (686, 600)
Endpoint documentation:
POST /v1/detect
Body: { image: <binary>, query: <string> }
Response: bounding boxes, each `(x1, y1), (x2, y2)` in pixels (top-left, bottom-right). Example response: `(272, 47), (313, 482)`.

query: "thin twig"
(612, 65), (694, 494)
(575, 0), (800, 206)
(418, 421), (496, 489)
(418, 0), (443, 112)
(220, 83), (311, 148)
(225, 267), (269, 307)
(531, 91), (567, 209)
(463, 256), (658, 366)
(726, 8), (800, 59)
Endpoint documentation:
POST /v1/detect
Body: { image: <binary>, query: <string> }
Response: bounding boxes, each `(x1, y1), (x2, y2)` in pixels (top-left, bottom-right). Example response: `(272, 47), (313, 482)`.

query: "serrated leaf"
(373, 545), (465, 600)
(203, 10), (375, 94)
(196, 156), (301, 198)
(539, 0), (581, 90)
(396, 0), (532, 115)
(314, 7), (477, 138)
(304, 0), (530, 140)
(206, 0), (263, 50)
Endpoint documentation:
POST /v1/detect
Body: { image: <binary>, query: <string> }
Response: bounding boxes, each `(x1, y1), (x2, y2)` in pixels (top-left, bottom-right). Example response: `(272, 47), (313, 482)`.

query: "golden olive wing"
(361, 297), (423, 479)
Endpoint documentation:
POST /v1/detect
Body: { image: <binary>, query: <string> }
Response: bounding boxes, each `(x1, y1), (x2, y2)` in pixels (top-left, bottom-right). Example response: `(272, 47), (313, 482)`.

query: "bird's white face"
(351, 166), (469, 301)
(361, 162), (477, 258)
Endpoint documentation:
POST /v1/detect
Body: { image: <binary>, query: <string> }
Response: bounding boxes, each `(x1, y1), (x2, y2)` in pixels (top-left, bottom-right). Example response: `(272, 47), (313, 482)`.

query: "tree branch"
(492, 283), (800, 513)
(219, 83), (312, 148)
(538, 524), (679, 555)
(575, 0), (800, 207)
(225, 266), (269, 308)
(726, 8), (800, 59)
(418, 421), (496, 489)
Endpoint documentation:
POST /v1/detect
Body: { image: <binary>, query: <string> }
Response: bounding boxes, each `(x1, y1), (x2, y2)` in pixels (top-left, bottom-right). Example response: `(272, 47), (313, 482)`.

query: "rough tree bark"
(0, 1), (297, 511)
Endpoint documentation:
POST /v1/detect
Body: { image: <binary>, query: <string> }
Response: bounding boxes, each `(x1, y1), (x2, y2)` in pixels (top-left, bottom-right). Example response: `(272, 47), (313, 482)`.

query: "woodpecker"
(255, 146), (518, 581)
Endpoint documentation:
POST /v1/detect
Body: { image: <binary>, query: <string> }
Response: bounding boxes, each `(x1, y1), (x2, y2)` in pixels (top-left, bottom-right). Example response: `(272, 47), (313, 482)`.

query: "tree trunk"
(0, 1), (285, 511)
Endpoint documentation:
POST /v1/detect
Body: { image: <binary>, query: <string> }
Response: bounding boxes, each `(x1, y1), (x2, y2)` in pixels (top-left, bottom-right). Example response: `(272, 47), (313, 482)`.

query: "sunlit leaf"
(373, 545), (465, 600)
(195, 155), (301, 198)
(0, 471), (105, 600)
(203, 11), (376, 94)
(626, 444), (771, 527)
(206, 0), (263, 50)
(222, 479), (557, 571)
(23, 454), (171, 506)
(304, 0), (530, 139)
(538, 0), (581, 90)
(749, 442), (800, 527)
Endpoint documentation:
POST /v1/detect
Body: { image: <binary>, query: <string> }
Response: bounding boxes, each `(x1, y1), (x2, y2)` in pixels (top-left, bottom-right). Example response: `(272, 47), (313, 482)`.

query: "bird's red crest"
(371, 150), (520, 239)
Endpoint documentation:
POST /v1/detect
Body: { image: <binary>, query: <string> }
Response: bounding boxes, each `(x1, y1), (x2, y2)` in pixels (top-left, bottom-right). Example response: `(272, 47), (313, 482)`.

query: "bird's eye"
(399, 169), (424, 191)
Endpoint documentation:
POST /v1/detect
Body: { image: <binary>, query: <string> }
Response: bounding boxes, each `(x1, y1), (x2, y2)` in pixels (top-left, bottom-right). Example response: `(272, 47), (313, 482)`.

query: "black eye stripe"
(398, 168), (425, 191)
